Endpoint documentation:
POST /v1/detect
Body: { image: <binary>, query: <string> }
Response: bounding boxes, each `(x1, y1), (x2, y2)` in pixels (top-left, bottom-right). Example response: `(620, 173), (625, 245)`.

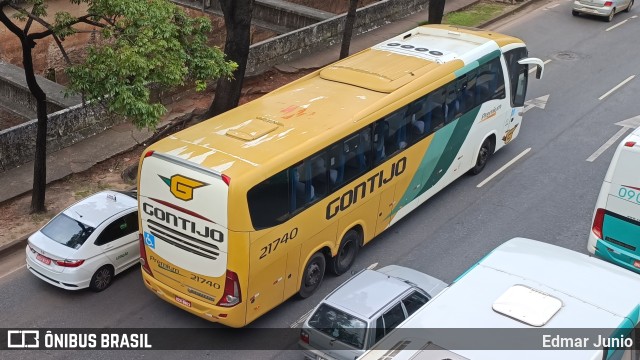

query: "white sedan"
(26, 190), (139, 291)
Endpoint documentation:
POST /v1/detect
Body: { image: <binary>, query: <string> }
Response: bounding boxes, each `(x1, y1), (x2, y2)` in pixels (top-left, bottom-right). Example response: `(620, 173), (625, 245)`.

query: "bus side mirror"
(518, 57), (544, 80)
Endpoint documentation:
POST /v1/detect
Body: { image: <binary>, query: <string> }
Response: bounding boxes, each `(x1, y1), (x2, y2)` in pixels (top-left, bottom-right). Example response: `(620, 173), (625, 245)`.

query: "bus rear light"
(144, 151), (155, 158)
(222, 174), (231, 186)
(592, 208), (605, 240)
(604, 1), (613, 5)
(217, 270), (241, 307)
(300, 330), (310, 344)
(624, 141), (636, 147)
(139, 234), (153, 275)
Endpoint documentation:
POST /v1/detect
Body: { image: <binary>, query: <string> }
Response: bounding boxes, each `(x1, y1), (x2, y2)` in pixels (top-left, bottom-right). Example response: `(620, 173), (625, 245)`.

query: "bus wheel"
(299, 252), (326, 298)
(330, 229), (360, 276)
(469, 138), (492, 175)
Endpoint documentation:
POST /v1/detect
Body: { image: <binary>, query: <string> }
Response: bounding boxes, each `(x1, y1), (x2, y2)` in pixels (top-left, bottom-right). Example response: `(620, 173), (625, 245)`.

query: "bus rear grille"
(148, 220), (220, 260)
(604, 236), (637, 252)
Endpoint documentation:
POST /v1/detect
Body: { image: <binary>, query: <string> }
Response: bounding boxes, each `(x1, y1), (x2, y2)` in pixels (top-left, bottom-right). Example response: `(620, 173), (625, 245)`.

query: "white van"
(357, 238), (640, 360)
(588, 126), (640, 274)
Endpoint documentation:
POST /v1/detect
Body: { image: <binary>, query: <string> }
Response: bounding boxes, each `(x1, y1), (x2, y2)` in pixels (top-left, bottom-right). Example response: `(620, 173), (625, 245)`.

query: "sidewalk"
(0, 0), (540, 255)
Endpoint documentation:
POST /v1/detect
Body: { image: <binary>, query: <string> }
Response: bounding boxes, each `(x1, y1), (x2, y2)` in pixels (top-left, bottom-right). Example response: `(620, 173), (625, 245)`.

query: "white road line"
(476, 148), (531, 188)
(586, 127), (629, 162)
(529, 59), (552, 74)
(290, 307), (315, 328)
(599, 75), (635, 100)
(0, 264), (26, 280)
(544, 4), (561, 9)
(606, 19), (629, 32)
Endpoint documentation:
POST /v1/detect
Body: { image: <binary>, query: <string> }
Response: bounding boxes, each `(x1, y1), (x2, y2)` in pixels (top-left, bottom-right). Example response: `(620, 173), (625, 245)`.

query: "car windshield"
(308, 303), (367, 349)
(41, 213), (95, 249)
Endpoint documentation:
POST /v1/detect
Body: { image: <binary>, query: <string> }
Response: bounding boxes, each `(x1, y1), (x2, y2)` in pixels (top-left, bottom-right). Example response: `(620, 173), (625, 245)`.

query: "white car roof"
(62, 190), (137, 228)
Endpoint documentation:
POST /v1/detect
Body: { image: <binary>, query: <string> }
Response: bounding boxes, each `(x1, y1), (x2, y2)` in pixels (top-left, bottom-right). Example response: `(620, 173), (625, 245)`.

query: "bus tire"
(330, 229), (360, 276)
(469, 137), (493, 175)
(298, 252), (326, 298)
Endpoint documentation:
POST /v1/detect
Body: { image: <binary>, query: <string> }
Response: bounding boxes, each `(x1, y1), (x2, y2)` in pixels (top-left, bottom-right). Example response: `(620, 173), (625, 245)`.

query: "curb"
(0, 234), (28, 258)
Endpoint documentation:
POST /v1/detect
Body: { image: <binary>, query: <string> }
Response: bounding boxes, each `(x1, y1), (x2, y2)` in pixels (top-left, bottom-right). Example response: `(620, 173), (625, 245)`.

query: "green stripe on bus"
(392, 107), (480, 214)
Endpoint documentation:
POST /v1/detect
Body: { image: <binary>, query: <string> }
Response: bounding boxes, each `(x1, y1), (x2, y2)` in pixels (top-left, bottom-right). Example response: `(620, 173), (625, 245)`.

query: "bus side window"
(290, 163), (315, 212)
(373, 120), (389, 164)
(406, 97), (428, 145)
(328, 144), (344, 190)
(385, 110), (409, 155)
(445, 82), (460, 123)
(310, 153), (329, 198)
(342, 128), (372, 184)
(476, 63), (494, 105)
(429, 86), (447, 131)
(247, 169), (290, 229)
(463, 69), (477, 112)
(492, 57), (506, 100)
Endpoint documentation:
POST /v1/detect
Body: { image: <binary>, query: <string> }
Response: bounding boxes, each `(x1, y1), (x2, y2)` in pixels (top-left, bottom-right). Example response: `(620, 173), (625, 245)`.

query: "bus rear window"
(247, 169), (290, 229)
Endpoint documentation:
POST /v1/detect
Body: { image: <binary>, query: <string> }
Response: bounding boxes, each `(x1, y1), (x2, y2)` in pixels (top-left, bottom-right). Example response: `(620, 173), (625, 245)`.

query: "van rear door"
(603, 144), (640, 266)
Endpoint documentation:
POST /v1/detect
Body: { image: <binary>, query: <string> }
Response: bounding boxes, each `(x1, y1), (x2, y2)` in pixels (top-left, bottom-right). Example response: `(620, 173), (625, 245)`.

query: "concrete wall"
(0, 103), (123, 172)
(0, 61), (82, 116)
(246, 0), (429, 76)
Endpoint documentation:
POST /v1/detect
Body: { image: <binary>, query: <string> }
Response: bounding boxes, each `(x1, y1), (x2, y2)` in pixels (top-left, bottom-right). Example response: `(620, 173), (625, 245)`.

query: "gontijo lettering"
(142, 203), (224, 242)
(326, 157), (406, 219)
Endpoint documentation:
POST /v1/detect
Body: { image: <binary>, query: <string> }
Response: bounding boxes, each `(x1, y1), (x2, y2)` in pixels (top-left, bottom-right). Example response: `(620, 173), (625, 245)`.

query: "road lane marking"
(290, 307), (315, 328)
(544, 4), (561, 9)
(529, 59), (551, 74)
(477, 148), (531, 188)
(606, 19), (629, 31)
(0, 264), (26, 280)
(586, 127), (629, 162)
(599, 75), (635, 100)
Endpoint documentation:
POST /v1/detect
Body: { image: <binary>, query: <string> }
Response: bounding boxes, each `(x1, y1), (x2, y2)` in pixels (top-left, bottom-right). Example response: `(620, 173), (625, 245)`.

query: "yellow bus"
(137, 24), (544, 328)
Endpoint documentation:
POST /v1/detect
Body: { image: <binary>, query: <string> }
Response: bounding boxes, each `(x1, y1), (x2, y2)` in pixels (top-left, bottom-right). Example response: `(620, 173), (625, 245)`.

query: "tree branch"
(52, 33), (71, 65)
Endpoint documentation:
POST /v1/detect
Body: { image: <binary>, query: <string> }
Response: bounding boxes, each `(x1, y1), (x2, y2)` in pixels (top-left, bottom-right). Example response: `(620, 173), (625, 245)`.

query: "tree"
(428, 0), (446, 24)
(339, 0), (359, 60)
(205, 0), (255, 118)
(0, 0), (236, 213)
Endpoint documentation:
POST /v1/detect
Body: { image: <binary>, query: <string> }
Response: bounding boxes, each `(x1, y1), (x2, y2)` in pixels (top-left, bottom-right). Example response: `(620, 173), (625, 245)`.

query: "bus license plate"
(175, 296), (192, 307)
(36, 253), (51, 265)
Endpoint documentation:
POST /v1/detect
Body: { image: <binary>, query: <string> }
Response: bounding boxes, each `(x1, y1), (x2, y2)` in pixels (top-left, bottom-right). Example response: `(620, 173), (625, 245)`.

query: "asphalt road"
(2, 0), (639, 358)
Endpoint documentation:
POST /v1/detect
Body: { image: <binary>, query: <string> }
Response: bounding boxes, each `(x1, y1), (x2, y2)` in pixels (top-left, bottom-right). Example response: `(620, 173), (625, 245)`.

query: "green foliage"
(443, 2), (508, 27)
(11, 0), (236, 129)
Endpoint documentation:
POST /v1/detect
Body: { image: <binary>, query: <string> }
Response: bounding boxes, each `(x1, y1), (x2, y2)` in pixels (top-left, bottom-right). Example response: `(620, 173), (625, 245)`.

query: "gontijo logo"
(159, 174), (208, 201)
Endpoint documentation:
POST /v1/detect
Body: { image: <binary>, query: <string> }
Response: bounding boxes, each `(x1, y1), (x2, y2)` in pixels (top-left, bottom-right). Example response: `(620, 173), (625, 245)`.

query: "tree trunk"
(0, 7), (48, 213)
(428, 0), (447, 24)
(205, 0), (254, 118)
(339, 0), (359, 59)
(22, 39), (49, 213)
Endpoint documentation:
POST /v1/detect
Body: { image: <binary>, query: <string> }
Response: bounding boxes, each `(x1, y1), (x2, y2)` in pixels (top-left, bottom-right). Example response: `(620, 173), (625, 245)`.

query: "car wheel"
(298, 252), (326, 298)
(469, 137), (492, 175)
(572, 10), (579, 16)
(606, 9), (615, 21)
(90, 265), (114, 292)
(625, 0), (633, 12)
(330, 229), (360, 276)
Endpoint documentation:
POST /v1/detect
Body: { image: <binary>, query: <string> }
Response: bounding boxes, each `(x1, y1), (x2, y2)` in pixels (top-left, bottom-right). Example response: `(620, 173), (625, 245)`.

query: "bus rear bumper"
(141, 271), (247, 328)
(594, 239), (640, 274)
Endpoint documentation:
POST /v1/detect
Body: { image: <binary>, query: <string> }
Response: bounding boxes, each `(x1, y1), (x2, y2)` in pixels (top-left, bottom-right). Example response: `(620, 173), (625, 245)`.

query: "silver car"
(572, 0), (633, 21)
(299, 265), (447, 360)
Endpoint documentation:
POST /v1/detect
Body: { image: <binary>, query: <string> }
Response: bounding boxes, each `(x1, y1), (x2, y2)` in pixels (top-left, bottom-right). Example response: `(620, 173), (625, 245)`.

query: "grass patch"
(444, 1), (510, 27)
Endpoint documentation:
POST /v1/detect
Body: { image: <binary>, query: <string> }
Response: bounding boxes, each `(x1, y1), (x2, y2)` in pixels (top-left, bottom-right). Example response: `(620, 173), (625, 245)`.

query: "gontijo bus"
(137, 24), (544, 327)
(358, 238), (640, 360)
